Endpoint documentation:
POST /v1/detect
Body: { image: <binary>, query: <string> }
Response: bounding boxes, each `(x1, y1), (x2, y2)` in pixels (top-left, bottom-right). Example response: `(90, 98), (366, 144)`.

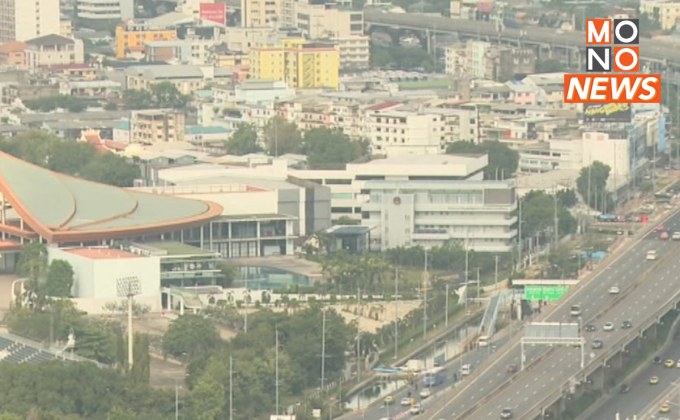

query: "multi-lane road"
(588, 327), (680, 419)
(421, 210), (680, 419)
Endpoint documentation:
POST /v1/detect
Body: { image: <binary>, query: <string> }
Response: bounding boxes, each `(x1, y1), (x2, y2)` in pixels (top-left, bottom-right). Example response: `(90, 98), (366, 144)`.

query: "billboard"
(200, 3), (226, 26)
(582, 102), (632, 123)
(523, 286), (568, 302)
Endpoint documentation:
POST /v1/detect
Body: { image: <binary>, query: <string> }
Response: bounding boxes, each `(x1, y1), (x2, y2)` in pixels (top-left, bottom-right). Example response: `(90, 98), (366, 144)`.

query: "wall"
(177, 190), (279, 215)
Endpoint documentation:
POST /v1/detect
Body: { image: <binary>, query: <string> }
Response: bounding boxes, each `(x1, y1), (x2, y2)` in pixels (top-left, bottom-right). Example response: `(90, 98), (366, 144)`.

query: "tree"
(162, 314), (221, 360)
(225, 123), (261, 155)
(123, 89), (154, 110)
(150, 82), (188, 109)
(446, 141), (519, 179)
(536, 59), (565, 73)
(16, 243), (48, 306)
(186, 376), (225, 420)
(370, 45), (435, 71)
(216, 262), (237, 288)
(576, 161), (611, 212)
(303, 127), (364, 169)
(263, 116), (302, 156)
(44, 260), (74, 297)
(521, 190), (576, 240)
(81, 153), (140, 187)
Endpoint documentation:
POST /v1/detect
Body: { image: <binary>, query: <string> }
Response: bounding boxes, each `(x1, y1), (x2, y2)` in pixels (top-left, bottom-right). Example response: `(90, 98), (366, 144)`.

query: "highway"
(587, 331), (680, 420)
(364, 11), (680, 66)
(422, 210), (680, 420)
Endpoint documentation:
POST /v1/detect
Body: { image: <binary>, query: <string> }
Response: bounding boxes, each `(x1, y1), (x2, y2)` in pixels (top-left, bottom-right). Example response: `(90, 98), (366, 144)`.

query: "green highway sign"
(523, 286), (568, 302)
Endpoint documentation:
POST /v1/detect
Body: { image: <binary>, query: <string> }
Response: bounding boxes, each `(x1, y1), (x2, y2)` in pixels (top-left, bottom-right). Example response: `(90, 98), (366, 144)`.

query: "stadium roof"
(0, 152), (223, 243)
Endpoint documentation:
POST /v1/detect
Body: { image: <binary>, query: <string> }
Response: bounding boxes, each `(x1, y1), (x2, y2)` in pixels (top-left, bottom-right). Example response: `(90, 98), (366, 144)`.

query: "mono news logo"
(564, 18), (662, 104)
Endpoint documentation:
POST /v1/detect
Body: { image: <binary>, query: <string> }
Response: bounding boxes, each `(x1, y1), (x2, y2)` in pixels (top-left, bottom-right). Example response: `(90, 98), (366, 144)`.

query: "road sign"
(523, 286), (568, 302)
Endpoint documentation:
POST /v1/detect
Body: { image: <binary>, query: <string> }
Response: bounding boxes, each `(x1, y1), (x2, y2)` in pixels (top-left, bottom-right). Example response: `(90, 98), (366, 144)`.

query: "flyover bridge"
(365, 11), (680, 76)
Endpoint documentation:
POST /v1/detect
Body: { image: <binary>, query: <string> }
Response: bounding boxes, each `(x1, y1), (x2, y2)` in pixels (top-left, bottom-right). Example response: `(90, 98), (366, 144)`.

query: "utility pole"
(553, 186), (559, 247)
(275, 327), (280, 416)
(517, 198), (523, 271)
(175, 381), (179, 420)
(356, 288), (361, 381)
(494, 255), (499, 291)
(445, 283), (450, 328)
(476, 268), (480, 301)
(244, 267), (248, 333)
(394, 266), (399, 359)
(321, 309), (326, 392)
(465, 231), (469, 308)
(229, 356), (233, 420)
(423, 248), (428, 341)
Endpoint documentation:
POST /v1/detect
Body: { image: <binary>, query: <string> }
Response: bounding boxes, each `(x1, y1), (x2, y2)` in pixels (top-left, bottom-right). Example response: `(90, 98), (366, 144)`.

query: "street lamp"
(116, 276), (141, 370)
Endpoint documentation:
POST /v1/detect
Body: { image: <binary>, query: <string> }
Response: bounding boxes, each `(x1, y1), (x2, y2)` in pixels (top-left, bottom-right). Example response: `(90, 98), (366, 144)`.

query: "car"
(673, 232), (680, 240)
(661, 231), (670, 240)
(500, 408), (514, 419)
(603, 322), (614, 331)
(619, 384), (630, 394)
(608, 285), (620, 294)
(384, 395), (394, 405)
(591, 339), (604, 349)
(506, 364), (518, 374)
(654, 356), (663, 365)
(656, 225), (666, 233)
(647, 250), (658, 260)
(665, 359), (675, 368)
(650, 376), (660, 385)
(621, 320), (632, 329)
(584, 324), (597, 332)
(401, 397), (413, 406)
(660, 403), (671, 413)
(419, 388), (431, 399)
(676, 359), (680, 368)
(409, 403), (423, 415)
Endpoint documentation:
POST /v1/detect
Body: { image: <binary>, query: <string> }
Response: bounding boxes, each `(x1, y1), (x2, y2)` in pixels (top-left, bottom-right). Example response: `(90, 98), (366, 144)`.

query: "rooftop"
(64, 247), (140, 260)
(139, 241), (216, 256)
(26, 34), (75, 47)
(0, 151), (223, 243)
(361, 154), (485, 166)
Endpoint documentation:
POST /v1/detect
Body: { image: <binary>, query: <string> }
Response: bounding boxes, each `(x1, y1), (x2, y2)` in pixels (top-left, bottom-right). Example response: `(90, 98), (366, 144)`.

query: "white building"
(365, 104), (478, 156)
(0, 0), (60, 42)
(76, 0), (134, 21)
(48, 247), (161, 314)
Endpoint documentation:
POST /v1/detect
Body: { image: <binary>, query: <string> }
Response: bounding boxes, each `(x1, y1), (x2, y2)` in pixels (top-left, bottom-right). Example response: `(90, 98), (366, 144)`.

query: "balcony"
(415, 216), (517, 226)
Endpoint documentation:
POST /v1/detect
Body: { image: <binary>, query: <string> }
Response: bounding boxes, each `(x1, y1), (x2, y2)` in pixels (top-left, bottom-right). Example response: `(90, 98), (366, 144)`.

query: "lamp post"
(116, 276), (141, 370)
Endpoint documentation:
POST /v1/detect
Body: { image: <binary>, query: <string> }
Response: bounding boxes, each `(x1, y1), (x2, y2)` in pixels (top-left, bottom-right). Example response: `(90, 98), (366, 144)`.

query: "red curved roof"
(0, 151), (223, 243)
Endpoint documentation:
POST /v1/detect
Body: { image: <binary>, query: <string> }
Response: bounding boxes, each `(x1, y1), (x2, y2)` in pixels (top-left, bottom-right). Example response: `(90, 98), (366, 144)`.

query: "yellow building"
(250, 38), (340, 90)
(115, 22), (177, 59)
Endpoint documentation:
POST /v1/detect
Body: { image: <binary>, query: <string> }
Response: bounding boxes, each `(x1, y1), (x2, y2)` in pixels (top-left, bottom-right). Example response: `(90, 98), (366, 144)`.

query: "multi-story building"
(125, 65), (232, 95)
(294, 3), (364, 38)
(445, 41), (535, 82)
(76, 0), (134, 22)
(145, 39), (214, 64)
(115, 21), (177, 59)
(364, 104), (478, 156)
(26, 34), (84, 67)
(250, 37), (340, 89)
(241, 0), (279, 27)
(641, 0), (680, 30)
(131, 109), (186, 144)
(0, 0), (61, 42)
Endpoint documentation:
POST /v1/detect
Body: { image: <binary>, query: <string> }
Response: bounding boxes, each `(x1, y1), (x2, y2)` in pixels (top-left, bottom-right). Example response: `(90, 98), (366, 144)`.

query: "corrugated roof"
(186, 125), (230, 135)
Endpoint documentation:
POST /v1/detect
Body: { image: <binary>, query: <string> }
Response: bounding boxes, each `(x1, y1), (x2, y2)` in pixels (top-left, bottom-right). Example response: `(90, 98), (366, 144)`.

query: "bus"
(422, 366), (446, 387)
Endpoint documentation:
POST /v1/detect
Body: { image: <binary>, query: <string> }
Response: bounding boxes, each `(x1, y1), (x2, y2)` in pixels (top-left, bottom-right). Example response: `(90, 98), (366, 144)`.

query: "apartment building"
(241, 0), (279, 27)
(115, 21), (177, 59)
(249, 37), (340, 89)
(365, 104), (478, 156)
(125, 65), (232, 95)
(445, 41), (535, 82)
(131, 109), (186, 144)
(145, 39), (214, 64)
(0, 0), (60, 42)
(76, 0), (134, 22)
(641, 0), (680, 30)
(26, 34), (84, 67)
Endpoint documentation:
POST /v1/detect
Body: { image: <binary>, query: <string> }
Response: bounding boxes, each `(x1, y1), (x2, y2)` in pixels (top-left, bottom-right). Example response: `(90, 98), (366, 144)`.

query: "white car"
(401, 397), (413, 406)
(420, 388), (432, 399)
(409, 403), (423, 414)
(673, 232), (680, 241)
(608, 286), (620, 295)
(647, 250), (657, 260)
(603, 322), (614, 331)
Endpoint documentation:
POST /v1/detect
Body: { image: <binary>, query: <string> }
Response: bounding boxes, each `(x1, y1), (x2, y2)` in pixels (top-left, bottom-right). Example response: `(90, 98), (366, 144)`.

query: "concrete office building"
(76, 0), (134, 22)
(0, 0), (60, 42)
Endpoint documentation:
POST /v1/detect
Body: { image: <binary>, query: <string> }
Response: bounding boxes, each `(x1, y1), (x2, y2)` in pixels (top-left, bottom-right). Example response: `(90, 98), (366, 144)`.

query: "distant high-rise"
(0, 0), (61, 42)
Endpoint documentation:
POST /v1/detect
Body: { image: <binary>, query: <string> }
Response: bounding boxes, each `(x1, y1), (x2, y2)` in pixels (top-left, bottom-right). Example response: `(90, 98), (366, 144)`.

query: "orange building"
(115, 22), (177, 59)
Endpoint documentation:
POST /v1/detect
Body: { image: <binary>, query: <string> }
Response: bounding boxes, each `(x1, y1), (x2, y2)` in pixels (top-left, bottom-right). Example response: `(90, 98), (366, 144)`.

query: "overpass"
(364, 11), (680, 76)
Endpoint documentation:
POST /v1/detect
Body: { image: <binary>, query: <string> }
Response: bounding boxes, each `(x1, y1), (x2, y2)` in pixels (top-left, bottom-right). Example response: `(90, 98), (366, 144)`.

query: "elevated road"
(364, 11), (680, 67)
(423, 210), (680, 419)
